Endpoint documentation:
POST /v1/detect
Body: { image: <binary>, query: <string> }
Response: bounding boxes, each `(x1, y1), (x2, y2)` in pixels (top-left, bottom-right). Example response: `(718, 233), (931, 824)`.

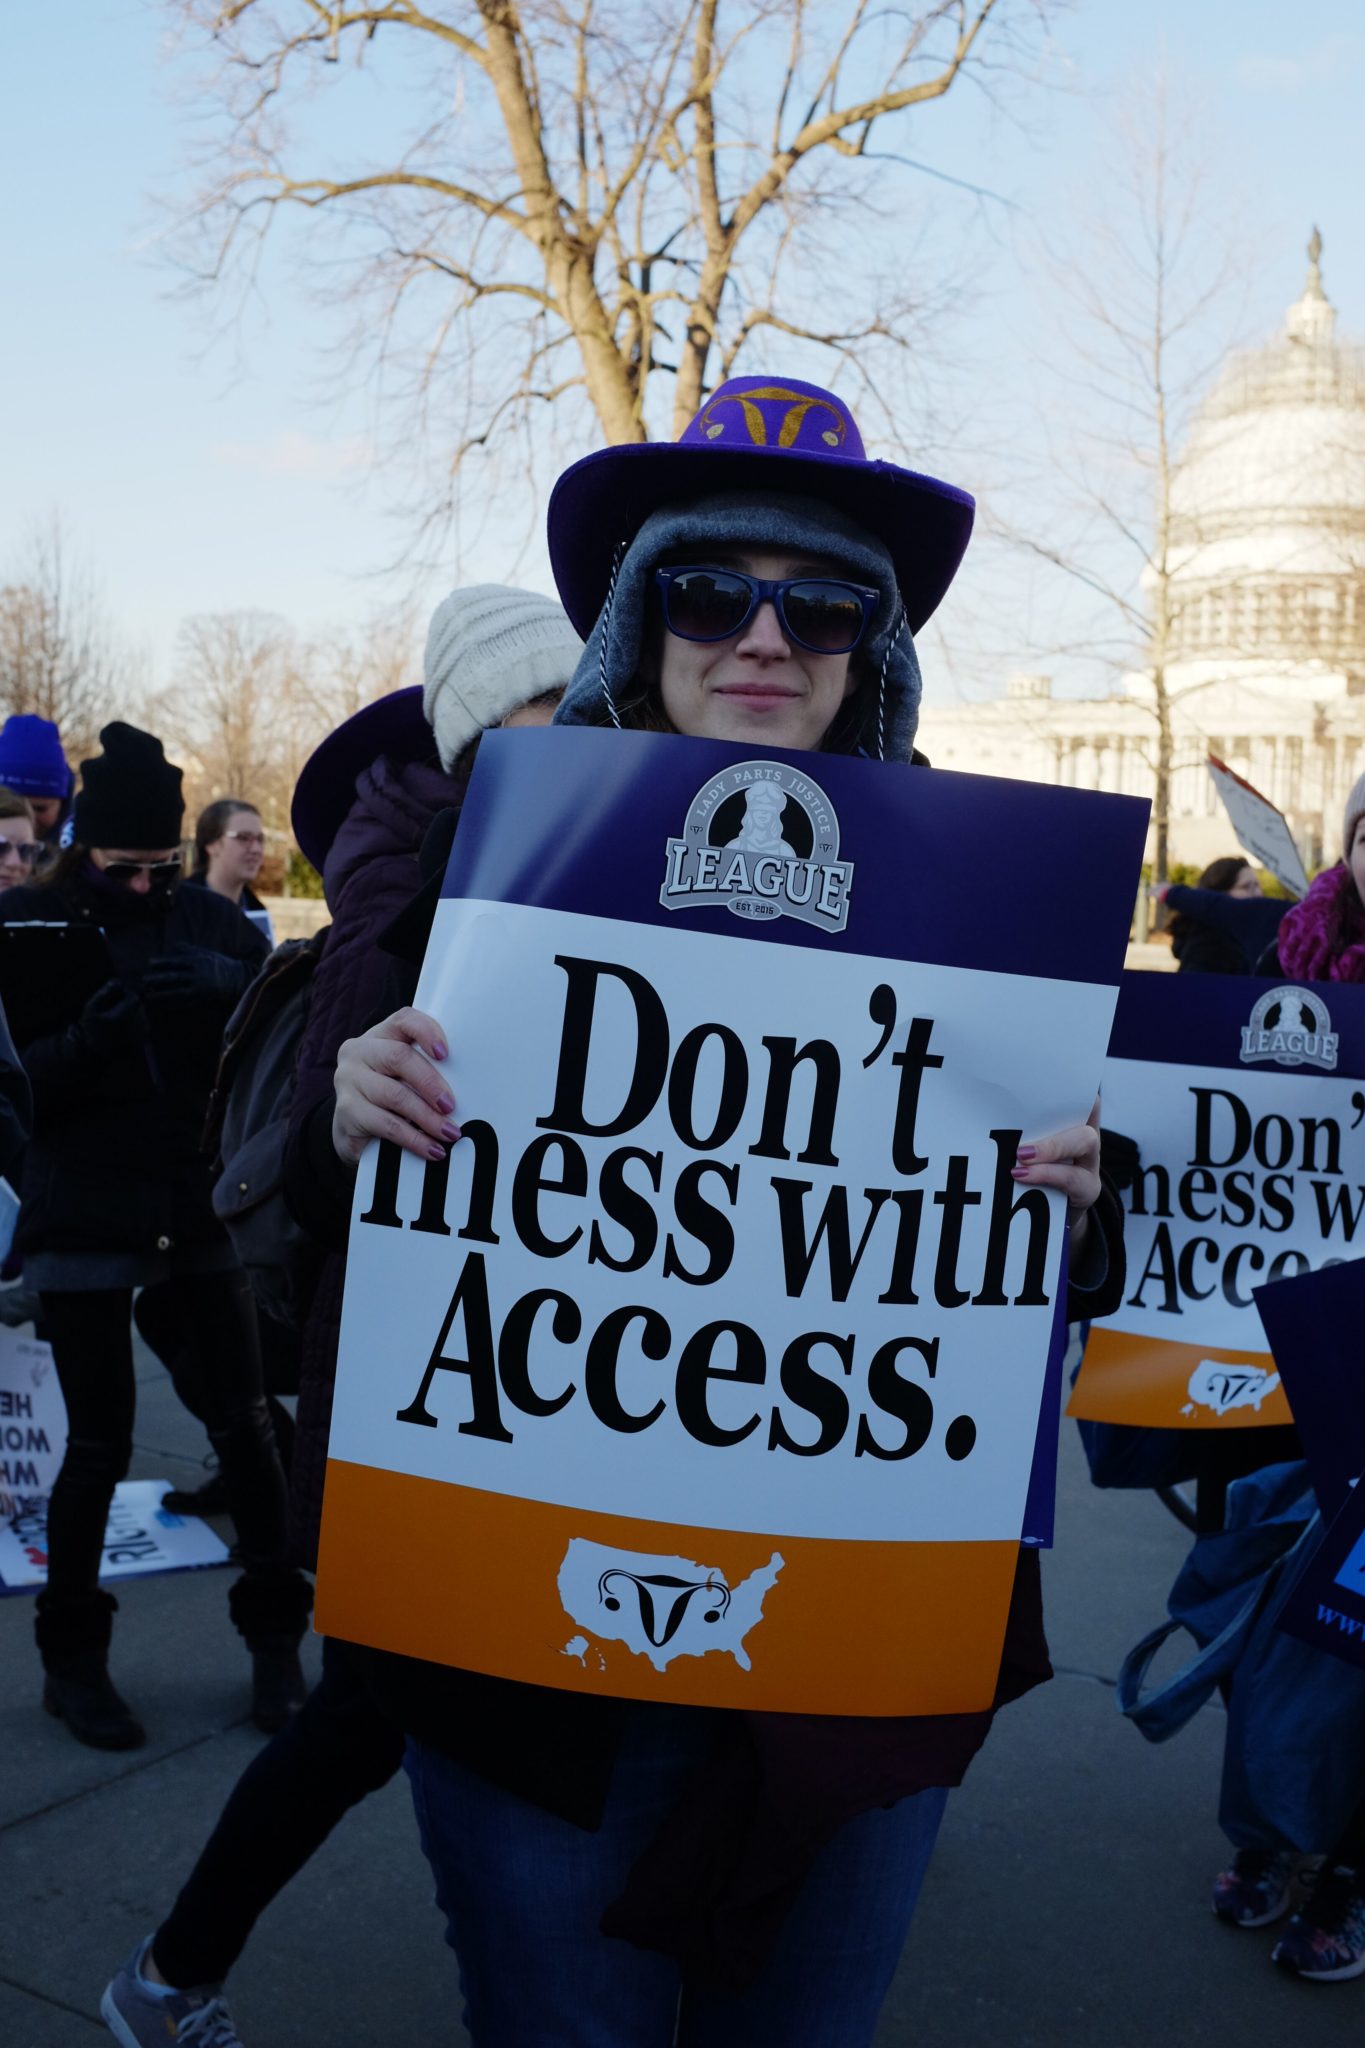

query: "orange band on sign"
(1065, 1326), (1294, 1430)
(314, 1460), (1020, 1717)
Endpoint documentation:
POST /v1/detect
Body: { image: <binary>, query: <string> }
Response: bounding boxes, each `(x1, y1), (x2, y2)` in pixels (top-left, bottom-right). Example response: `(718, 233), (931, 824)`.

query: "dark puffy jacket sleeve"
(1164, 887), (1291, 965)
(1065, 1174), (1125, 1322)
(283, 1094), (357, 1252)
(0, 995), (31, 1181)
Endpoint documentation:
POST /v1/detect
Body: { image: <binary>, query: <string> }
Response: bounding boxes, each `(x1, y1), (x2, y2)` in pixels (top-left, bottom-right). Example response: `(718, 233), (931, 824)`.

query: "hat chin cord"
(873, 607), (905, 763)
(598, 540), (627, 730)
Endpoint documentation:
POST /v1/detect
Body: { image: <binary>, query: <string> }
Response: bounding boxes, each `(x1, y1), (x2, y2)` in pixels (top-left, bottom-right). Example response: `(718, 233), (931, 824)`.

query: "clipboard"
(0, 923), (118, 1046)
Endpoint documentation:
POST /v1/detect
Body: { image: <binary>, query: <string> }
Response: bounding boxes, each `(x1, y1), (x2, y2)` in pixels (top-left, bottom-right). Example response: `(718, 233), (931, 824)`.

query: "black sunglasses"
(101, 859), (183, 882)
(654, 566), (879, 655)
(0, 838), (40, 866)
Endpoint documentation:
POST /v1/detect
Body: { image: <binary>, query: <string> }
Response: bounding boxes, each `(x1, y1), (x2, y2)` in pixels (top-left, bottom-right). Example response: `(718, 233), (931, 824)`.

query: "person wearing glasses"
(0, 722), (310, 1752)
(270, 378), (1126, 2047)
(0, 787), (42, 890)
(190, 798), (275, 946)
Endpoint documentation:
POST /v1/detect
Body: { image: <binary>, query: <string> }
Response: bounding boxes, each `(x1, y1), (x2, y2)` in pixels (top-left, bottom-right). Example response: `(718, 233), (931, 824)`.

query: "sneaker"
(101, 1938), (243, 2045)
(1273, 1864), (1365, 1982)
(1212, 1847), (1294, 1928)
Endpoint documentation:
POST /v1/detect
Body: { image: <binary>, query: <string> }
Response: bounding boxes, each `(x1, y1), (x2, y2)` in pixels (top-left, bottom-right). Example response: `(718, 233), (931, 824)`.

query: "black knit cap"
(73, 722), (185, 849)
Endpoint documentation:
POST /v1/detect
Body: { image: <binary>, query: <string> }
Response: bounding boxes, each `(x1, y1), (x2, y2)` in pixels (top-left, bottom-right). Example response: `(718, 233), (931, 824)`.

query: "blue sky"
(3, 1), (1362, 696)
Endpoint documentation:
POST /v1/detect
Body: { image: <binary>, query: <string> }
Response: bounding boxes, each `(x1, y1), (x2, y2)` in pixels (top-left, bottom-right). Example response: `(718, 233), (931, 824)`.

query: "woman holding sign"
(292, 379), (1131, 2046)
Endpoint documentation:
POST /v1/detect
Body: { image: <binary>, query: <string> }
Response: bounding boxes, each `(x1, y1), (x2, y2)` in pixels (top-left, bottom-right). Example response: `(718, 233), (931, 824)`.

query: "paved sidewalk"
(2, 1340), (1359, 2046)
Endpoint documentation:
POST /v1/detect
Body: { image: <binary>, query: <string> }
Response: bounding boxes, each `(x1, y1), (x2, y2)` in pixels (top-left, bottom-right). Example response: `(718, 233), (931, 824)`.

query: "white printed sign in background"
(1207, 755), (1310, 898)
(0, 1479), (229, 1591)
(0, 1326), (66, 1513)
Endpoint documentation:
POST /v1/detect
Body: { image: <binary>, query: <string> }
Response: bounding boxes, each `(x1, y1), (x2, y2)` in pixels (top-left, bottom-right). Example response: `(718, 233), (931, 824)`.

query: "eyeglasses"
(101, 859), (183, 882)
(0, 838), (40, 867)
(223, 830), (265, 847)
(654, 566), (880, 655)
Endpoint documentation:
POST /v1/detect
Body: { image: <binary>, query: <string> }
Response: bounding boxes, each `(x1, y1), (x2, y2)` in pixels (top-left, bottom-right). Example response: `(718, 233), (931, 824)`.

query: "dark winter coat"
(0, 869), (267, 1262)
(0, 996), (31, 1182)
(286, 752), (465, 1567)
(1165, 884), (1292, 975)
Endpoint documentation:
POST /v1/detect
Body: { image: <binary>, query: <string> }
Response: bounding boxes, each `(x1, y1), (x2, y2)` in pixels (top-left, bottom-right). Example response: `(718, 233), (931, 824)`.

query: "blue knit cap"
(0, 714), (72, 800)
(554, 491), (923, 761)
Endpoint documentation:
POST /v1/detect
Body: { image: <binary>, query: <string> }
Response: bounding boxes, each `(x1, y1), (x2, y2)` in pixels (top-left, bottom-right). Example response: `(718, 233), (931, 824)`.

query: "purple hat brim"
(547, 441), (975, 639)
(290, 686), (431, 874)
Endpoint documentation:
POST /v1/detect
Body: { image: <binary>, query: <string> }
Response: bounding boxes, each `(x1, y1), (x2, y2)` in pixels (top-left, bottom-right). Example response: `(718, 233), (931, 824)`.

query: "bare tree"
(0, 520), (132, 760)
(166, 1), (1054, 544)
(150, 606), (420, 835)
(151, 611), (309, 827)
(994, 80), (1251, 882)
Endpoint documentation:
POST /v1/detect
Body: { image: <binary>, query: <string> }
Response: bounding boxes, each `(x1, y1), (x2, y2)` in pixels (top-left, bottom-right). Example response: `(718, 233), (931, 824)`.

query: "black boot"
(162, 1468), (230, 1517)
(42, 1654), (146, 1750)
(250, 1636), (307, 1733)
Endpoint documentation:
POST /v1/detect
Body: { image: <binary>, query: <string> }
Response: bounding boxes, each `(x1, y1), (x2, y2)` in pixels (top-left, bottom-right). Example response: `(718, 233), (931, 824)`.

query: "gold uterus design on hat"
(698, 384), (848, 449)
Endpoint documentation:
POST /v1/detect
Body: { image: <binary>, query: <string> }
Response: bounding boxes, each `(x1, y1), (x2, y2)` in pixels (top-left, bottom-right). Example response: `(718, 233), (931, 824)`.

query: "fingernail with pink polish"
(435, 1094), (455, 1114)
(426, 1142), (447, 1161)
(1010, 1166), (1033, 1180)
(433, 1042), (449, 1062)
(1015, 1145), (1037, 1162)
(440, 1122), (461, 1143)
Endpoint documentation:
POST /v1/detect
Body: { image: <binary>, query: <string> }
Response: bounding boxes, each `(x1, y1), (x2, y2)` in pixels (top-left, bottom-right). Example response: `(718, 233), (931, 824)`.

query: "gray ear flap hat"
(554, 491), (923, 762)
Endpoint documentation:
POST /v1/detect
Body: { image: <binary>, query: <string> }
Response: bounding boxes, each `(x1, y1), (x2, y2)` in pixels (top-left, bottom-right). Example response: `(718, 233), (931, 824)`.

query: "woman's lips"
(713, 684), (799, 706)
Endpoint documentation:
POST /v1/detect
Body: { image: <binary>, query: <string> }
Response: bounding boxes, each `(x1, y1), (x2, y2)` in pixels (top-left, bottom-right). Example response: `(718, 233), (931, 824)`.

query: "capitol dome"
(1164, 232), (1365, 687)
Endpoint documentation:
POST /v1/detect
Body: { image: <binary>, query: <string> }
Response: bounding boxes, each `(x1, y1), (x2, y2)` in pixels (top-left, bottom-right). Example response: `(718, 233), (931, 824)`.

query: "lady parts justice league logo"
(659, 760), (853, 933)
(1239, 985), (1338, 1071)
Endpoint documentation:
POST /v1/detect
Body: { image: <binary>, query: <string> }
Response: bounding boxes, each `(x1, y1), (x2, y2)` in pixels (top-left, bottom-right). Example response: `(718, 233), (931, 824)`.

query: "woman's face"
(1351, 818), (1365, 910)
(1229, 865), (1262, 899)
(0, 814), (36, 888)
(656, 547), (860, 751)
(208, 809), (265, 889)
(90, 847), (182, 896)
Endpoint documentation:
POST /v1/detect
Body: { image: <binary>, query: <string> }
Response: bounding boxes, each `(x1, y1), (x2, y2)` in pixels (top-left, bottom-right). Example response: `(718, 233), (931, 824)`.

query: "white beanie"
(423, 584), (583, 771)
(1345, 770), (1365, 860)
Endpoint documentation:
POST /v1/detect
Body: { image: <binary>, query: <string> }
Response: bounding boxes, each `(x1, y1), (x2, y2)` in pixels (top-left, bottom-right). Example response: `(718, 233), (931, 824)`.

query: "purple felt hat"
(291, 686), (432, 874)
(547, 374), (974, 639)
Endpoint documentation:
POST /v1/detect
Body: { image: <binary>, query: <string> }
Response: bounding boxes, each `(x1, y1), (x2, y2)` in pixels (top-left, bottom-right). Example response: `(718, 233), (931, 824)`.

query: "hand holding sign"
(332, 1008), (457, 1164)
(1013, 1098), (1102, 1234)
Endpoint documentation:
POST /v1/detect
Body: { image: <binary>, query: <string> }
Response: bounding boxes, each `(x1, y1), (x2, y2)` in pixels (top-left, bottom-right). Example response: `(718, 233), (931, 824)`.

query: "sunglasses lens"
(782, 581), (867, 653)
(665, 570), (753, 642)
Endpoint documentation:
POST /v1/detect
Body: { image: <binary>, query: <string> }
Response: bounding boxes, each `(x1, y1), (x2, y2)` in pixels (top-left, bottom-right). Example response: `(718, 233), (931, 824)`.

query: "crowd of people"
(0, 372), (1361, 2043)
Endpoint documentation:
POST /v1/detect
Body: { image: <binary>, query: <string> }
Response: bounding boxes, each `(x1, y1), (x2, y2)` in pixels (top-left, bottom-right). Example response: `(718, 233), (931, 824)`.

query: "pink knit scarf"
(1276, 863), (1365, 985)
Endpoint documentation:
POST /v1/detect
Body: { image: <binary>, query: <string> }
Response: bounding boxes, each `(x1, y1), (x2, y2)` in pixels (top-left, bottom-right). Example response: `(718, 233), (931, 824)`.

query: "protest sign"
(317, 727), (1147, 1715)
(0, 1326), (66, 1513)
(1069, 972), (1365, 1432)
(0, 1479), (229, 1592)
(1278, 1472), (1365, 1675)
(1254, 1257), (1365, 1518)
(1207, 755), (1309, 898)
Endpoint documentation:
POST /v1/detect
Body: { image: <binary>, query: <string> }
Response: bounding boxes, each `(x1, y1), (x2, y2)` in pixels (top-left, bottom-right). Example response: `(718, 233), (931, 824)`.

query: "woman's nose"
(737, 599), (790, 656)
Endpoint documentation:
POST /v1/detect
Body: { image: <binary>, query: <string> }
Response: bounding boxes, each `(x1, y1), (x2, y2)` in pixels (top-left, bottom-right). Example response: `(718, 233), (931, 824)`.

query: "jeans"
(35, 1274), (310, 1660)
(153, 1638), (405, 1987)
(406, 1706), (947, 2047)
